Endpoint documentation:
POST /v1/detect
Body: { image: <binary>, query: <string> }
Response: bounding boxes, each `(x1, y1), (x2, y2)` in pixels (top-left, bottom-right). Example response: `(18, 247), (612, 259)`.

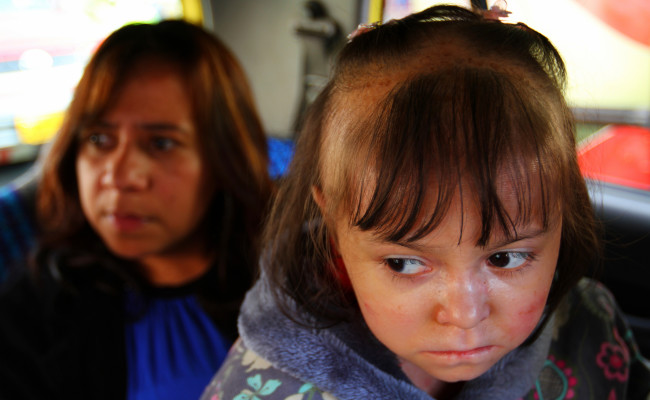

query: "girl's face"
(333, 190), (561, 385)
(76, 61), (213, 283)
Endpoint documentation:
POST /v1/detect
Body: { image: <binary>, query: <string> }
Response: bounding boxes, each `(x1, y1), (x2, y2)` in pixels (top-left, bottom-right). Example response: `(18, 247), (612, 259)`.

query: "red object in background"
(578, 125), (650, 191)
(573, 0), (650, 47)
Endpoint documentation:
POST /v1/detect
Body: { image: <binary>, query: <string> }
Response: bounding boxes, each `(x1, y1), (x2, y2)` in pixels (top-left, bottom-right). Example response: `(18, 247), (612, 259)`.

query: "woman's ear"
(311, 185), (326, 211)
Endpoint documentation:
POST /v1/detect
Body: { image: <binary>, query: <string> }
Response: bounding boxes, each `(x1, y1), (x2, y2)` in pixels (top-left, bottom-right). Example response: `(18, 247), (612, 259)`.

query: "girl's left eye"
(384, 258), (427, 275)
(487, 252), (531, 269)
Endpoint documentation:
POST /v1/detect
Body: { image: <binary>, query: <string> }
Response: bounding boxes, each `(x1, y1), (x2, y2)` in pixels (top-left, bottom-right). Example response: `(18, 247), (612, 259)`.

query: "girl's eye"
(384, 258), (427, 275)
(487, 252), (530, 269)
(151, 137), (176, 151)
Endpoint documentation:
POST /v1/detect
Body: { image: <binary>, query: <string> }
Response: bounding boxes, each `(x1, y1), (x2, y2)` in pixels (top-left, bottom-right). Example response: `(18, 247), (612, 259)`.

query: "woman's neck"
(138, 249), (213, 287)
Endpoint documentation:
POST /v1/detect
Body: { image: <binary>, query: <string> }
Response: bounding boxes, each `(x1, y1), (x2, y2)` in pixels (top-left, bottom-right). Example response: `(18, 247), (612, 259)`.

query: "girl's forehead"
(335, 181), (561, 250)
(327, 58), (529, 136)
(320, 73), (403, 179)
(329, 160), (561, 243)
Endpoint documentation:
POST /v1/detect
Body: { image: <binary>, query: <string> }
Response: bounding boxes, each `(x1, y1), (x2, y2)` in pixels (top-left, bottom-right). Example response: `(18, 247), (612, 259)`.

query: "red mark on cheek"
(362, 301), (376, 316)
(519, 296), (545, 317)
(507, 294), (548, 341)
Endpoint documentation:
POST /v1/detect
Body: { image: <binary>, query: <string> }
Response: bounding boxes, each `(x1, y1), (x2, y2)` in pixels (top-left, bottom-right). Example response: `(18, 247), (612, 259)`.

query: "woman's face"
(76, 61), (213, 280)
(332, 189), (560, 386)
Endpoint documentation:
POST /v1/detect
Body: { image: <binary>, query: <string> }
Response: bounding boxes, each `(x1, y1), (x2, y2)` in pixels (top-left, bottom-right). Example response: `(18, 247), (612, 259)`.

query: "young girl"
(0, 20), (272, 399)
(202, 5), (650, 400)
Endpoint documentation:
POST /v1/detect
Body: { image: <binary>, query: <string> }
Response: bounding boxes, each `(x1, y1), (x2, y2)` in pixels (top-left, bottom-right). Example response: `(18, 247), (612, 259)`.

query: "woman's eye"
(151, 137), (176, 151)
(487, 252), (530, 269)
(384, 258), (427, 275)
(87, 133), (112, 148)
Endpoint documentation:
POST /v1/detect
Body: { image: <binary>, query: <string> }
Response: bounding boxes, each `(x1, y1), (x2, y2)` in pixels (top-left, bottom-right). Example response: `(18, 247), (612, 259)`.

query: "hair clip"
(347, 21), (380, 42)
(481, 1), (511, 21)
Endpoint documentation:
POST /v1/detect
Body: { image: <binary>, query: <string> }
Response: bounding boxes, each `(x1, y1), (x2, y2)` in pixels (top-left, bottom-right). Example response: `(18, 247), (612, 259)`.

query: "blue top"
(124, 291), (231, 400)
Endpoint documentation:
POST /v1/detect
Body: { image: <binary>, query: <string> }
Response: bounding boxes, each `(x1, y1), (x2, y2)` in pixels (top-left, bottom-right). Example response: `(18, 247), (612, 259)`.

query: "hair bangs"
(344, 67), (560, 245)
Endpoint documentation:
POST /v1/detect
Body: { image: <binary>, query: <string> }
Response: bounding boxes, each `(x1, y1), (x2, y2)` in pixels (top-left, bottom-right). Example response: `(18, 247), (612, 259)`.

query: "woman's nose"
(433, 271), (490, 329)
(100, 143), (150, 191)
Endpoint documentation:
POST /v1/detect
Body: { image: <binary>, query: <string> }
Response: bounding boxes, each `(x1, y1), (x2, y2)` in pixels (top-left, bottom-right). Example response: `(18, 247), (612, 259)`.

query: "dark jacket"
(0, 264), (126, 399)
(0, 249), (245, 400)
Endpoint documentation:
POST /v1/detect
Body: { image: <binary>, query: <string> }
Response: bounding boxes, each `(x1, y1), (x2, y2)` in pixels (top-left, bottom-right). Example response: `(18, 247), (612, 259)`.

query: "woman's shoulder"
(201, 338), (338, 400)
(525, 277), (650, 399)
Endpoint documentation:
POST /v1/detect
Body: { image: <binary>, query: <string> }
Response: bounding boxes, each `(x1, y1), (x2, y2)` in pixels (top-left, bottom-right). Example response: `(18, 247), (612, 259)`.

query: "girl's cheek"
(360, 299), (416, 326)
(360, 301), (378, 317)
(505, 292), (548, 341)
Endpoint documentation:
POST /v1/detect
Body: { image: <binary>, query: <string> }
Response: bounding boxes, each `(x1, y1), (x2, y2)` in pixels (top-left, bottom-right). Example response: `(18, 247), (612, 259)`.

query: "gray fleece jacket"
(201, 276), (650, 400)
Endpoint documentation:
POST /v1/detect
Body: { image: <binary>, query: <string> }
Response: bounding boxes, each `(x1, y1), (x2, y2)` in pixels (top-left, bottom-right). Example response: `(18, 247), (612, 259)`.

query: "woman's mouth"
(107, 213), (149, 231)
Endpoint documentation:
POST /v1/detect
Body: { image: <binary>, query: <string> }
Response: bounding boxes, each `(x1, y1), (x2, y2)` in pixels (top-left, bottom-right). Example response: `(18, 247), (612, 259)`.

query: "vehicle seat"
(587, 180), (650, 358)
(0, 173), (37, 283)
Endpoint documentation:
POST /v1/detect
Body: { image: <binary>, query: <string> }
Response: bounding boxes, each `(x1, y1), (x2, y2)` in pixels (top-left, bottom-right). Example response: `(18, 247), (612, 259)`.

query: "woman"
(0, 20), (273, 400)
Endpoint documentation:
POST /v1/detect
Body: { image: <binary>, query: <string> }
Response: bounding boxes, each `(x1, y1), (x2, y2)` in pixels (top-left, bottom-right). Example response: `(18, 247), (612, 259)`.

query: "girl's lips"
(425, 345), (495, 360)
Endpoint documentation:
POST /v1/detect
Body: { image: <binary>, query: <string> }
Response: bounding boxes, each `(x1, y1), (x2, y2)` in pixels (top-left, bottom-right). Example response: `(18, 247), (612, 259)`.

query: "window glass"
(0, 0), (183, 166)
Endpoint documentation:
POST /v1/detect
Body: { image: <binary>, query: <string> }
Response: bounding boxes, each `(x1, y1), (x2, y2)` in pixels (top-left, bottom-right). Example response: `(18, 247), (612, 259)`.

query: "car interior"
(0, 0), (649, 360)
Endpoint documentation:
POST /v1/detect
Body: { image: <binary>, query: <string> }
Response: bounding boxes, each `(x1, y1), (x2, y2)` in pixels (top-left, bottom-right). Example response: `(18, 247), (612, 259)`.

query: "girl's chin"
(405, 358), (497, 385)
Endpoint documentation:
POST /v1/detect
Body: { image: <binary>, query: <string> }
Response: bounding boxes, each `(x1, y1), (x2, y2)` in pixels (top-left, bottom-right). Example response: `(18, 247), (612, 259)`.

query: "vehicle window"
(379, 0), (650, 192)
(0, 0), (184, 173)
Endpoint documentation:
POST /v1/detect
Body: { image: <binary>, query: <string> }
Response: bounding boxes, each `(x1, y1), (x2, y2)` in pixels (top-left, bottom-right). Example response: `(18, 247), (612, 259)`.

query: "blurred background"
(0, 0), (648, 351)
(1, 0), (648, 188)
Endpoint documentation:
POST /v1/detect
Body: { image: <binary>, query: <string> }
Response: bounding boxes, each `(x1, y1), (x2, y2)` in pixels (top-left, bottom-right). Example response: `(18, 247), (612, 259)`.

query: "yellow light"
(181, 0), (203, 25)
(14, 111), (63, 145)
(368, 0), (384, 23)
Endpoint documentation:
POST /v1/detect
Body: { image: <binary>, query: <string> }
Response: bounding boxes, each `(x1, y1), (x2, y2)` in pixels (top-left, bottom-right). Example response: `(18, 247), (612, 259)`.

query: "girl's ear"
(316, 186), (352, 289)
(311, 185), (326, 211)
(329, 237), (352, 290)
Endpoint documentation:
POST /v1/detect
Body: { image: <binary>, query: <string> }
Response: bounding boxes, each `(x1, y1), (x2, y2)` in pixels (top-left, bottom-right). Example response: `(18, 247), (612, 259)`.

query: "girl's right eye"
(384, 257), (428, 275)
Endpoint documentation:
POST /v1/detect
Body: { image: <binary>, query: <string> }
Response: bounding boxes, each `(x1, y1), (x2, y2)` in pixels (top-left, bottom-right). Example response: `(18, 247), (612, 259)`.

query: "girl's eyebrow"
(485, 227), (548, 250)
(368, 227), (548, 251)
(367, 235), (436, 252)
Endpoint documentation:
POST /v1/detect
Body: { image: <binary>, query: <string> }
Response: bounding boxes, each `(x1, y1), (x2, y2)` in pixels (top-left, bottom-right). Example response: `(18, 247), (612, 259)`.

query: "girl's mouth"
(425, 345), (495, 360)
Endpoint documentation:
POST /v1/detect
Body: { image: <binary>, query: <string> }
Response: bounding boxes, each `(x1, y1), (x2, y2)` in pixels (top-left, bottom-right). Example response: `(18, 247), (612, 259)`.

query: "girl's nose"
(433, 272), (490, 329)
(100, 143), (150, 191)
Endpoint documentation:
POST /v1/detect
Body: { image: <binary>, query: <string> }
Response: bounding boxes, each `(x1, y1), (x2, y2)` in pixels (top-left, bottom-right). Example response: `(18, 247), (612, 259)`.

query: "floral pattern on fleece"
(518, 279), (650, 400)
(201, 339), (337, 400)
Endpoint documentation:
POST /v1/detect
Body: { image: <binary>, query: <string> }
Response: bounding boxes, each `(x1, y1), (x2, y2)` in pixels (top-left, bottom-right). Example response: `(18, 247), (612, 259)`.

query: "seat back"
(588, 180), (650, 357)
(0, 177), (37, 282)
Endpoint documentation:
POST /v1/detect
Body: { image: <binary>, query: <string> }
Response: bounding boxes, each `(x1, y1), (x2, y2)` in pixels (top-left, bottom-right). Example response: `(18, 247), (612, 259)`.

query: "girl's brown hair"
(36, 20), (273, 339)
(264, 5), (599, 332)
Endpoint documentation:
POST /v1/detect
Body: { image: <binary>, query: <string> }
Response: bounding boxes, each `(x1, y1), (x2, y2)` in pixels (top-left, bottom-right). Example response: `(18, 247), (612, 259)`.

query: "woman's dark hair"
(264, 5), (600, 334)
(36, 20), (273, 339)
